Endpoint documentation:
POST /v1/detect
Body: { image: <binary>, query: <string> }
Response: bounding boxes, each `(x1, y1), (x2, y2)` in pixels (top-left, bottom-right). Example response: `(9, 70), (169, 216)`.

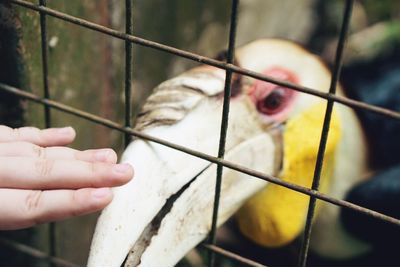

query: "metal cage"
(0, 0), (399, 267)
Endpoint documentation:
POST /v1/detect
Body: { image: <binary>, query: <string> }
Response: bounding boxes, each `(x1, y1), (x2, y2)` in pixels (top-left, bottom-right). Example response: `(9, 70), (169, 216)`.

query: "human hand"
(0, 125), (133, 230)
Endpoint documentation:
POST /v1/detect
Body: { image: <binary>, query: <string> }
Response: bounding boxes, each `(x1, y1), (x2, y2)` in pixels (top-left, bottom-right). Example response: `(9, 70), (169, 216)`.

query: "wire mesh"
(1, 82), (398, 228)
(9, 0), (400, 119)
(0, 0), (399, 267)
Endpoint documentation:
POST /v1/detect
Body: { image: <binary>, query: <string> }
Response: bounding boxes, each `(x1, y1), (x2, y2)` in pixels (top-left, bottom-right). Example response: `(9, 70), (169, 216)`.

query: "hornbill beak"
(88, 39), (369, 266)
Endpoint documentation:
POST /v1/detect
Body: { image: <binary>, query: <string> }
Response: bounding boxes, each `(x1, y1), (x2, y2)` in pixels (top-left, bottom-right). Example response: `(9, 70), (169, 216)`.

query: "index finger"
(0, 126), (76, 147)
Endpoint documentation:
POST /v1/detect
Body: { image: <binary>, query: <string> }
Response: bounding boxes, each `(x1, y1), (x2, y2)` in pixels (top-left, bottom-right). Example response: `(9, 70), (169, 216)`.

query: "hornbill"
(86, 39), (387, 267)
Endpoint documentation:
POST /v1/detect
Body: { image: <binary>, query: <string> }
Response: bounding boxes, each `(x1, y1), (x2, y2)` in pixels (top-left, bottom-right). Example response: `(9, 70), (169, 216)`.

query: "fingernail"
(92, 188), (112, 199)
(113, 163), (132, 174)
(57, 126), (73, 135)
(95, 149), (112, 161)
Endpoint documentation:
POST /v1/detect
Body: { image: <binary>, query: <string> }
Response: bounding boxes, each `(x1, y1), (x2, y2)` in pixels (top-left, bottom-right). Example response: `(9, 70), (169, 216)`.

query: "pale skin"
(0, 125), (134, 230)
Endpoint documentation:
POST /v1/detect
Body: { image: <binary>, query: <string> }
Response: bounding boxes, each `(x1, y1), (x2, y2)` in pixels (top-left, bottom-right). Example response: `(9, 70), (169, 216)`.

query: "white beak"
(87, 72), (279, 267)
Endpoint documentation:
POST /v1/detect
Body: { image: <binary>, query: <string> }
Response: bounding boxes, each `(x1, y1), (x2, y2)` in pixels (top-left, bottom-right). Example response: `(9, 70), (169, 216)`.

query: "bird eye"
(257, 87), (290, 115)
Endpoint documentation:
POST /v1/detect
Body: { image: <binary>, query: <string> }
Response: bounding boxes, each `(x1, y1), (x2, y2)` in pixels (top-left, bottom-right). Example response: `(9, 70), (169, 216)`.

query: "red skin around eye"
(248, 67), (299, 123)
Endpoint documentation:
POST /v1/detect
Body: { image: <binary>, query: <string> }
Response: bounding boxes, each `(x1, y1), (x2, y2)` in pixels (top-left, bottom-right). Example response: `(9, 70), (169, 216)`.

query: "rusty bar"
(208, 1), (239, 266)
(0, 237), (80, 267)
(203, 244), (268, 267)
(38, 0), (50, 128)
(298, 1), (354, 266)
(124, 0), (133, 147)
(38, 0), (56, 264)
(1, 82), (399, 229)
(10, 0), (400, 121)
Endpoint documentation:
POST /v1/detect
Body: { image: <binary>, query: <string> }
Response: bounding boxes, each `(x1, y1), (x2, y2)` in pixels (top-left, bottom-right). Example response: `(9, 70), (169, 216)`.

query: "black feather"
(342, 49), (400, 169)
(341, 165), (400, 248)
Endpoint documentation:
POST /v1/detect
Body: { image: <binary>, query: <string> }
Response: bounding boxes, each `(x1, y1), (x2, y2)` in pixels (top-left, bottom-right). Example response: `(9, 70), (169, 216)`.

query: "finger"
(0, 125), (76, 147)
(0, 157), (133, 189)
(0, 187), (112, 230)
(0, 142), (117, 163)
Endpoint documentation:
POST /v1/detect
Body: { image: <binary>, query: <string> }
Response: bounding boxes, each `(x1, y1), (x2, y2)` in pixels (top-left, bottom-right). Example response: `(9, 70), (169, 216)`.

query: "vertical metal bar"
(124, 0), (133, 147)
(38, 0), (54, 265)
(39, 0), (51, 127)
(208, 0), (239, 266)
(297, 1), (353, 266)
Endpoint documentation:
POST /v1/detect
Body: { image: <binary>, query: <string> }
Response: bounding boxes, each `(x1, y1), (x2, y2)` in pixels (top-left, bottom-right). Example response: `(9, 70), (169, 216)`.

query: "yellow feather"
(236, 103), (341, 247)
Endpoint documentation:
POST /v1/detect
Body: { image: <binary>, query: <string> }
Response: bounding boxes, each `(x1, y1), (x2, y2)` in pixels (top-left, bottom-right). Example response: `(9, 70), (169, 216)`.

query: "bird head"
(87, 39), (367, 267)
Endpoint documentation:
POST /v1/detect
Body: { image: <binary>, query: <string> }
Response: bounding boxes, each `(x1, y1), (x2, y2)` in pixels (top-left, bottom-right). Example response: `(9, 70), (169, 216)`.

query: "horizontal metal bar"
(1, 82), (399, 229)
(203, 244), (268, 267)
(0, 237), (80, 267)
(10, 0), (400, 121)
(0, 236), (268, 267)
(0, 237), (270, 267)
